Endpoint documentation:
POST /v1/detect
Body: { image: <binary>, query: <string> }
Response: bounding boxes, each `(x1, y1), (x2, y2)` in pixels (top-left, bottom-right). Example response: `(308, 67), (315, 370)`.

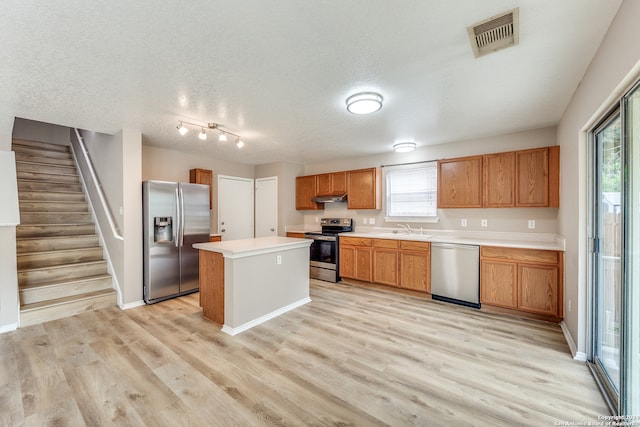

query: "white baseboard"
(560, 320), (587, 361)
(0, 323), (18, 334)
(222, 297), (311, 336)
(120, 300), (145, 310)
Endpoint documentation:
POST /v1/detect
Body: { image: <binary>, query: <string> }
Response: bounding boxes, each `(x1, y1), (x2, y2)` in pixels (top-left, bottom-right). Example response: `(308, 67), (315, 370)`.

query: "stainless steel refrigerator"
(143, 180), (210, 304)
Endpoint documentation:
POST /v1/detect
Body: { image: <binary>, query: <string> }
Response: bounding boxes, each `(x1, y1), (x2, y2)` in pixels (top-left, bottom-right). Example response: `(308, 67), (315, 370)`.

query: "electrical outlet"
(481, 219), (488, 227)
(461, 219), (467, 227)
(276, 255), (282, 265)
(369, 218), (376, 225)
(528, 220), (536, 229)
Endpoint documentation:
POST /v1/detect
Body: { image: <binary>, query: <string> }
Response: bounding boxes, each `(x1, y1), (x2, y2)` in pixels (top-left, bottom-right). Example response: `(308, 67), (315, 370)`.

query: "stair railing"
(71, 128), (124, 241)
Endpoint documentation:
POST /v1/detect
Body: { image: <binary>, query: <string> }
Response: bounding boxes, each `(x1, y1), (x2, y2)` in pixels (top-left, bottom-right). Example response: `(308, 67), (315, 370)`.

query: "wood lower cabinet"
(296, 175), (321, 210)
(209, 235), (222, 242)
(373, 239), (399, 286)
(398, 241), (430, 293)
(286, 232), (306, 238)
(339, 237), (372, 282)
(437, 156), (484, 208)
(341, 237), (430, 293)
(189, 168), (213, 210)
(480, 246), (563, 319)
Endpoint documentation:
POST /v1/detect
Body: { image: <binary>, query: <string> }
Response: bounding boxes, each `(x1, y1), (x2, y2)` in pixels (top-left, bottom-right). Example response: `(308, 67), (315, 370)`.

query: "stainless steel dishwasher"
(430, 242), (480, 308)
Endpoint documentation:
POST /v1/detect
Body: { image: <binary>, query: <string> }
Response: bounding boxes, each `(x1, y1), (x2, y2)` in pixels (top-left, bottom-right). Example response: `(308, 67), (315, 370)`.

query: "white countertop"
(341, 230), (565, 251)
(194, 236), (312, 259)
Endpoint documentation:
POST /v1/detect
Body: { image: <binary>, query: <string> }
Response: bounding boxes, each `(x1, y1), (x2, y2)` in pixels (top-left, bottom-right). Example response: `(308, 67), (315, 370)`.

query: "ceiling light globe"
(393, 142), (416, 153)
(346, 92), (383, 114)
(177, 122), (189, 135)
(219, 133), (227, 142)
(236, 139), (245, 148)
(199, 128), (207, 140)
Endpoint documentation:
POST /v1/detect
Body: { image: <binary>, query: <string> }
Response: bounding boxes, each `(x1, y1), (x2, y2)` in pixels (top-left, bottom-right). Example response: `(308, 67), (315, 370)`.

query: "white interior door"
(255, 176), (278, 237)
(218, 175), (254, 240)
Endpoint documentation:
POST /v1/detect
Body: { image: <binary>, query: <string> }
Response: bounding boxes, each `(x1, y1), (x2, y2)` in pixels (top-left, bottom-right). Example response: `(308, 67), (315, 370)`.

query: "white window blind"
(385, 162), (437, 219)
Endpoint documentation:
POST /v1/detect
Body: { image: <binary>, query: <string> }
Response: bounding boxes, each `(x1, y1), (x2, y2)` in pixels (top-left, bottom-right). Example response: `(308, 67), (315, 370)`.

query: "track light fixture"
(176, 120), (244, 148)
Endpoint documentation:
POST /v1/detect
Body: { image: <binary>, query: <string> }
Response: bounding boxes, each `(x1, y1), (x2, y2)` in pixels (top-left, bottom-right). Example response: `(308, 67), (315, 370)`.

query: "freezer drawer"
(430, 243), (480, 308)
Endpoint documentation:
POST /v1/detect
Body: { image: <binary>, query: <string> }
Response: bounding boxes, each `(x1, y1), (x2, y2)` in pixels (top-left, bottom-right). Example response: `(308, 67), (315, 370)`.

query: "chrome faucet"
(397, 224), (413, 234)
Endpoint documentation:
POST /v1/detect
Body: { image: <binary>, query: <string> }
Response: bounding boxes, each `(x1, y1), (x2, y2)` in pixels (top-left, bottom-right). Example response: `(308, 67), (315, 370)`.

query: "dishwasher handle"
(431, 242), (479, 250)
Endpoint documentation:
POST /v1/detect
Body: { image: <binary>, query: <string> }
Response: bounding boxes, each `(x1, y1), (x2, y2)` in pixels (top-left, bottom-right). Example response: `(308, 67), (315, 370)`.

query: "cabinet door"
(331, 172), (347, 194)
(347, 168), (381, 209)
(190, 168), (213, 209)
(316, 173), (332, 196)
(355, 247), (372, 282)
(515, 147), (560, 207)
(339, 245), (356, 279)
(373, 249), (398, 286)
(518, 264), (559, 316)
(399, 251), (430, 292)
(437, 156), (483, 208)
(295, 175), (320, 210)
(480, 260), (517, 308)
(484, 152), (515, 207)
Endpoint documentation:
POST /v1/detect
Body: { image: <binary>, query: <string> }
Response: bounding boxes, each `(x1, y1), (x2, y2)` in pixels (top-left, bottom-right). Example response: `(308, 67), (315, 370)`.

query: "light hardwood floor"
(1, 279), (608, 426)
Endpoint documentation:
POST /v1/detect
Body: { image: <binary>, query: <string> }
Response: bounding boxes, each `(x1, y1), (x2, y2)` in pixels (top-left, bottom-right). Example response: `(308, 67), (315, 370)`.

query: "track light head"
(236, 139), (244, 149)
(177, 121), (188, 135)
(198, 128), (207, 140)
(219, 132), (227, 142)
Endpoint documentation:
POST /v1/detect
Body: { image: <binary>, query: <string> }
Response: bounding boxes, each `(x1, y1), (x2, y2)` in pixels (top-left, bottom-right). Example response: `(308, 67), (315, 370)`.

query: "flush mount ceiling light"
(393, 142), (416, 153)
(176, 120), (244, 148)
(346, 92), (383, 114)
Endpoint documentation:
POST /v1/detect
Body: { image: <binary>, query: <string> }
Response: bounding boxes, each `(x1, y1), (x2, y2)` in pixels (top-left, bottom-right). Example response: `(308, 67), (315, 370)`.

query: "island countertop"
(194, 236), (311, 259)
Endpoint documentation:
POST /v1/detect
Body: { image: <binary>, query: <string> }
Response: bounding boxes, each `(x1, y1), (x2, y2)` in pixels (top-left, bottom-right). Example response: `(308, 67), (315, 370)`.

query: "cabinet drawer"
(481, 246), (559, 264)
(340, 237), (372, 247)
(400, 241), (430, 252)
(373, 239), (399, 249)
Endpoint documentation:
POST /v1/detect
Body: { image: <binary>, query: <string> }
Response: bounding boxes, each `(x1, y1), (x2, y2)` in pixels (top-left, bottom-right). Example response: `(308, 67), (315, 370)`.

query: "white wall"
(557, 0), (640, 357)
(81, 128), (143, 307)
(142, 144), (255, 233)
(12, 117), (71, 146)
(302, 126), (559, 234)
(255, 161), (305, 235)
(0, 123), (19, 331)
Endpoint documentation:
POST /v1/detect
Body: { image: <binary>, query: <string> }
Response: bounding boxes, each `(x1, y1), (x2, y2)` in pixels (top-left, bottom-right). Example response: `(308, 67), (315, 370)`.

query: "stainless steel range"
(304, 218), (353, 282)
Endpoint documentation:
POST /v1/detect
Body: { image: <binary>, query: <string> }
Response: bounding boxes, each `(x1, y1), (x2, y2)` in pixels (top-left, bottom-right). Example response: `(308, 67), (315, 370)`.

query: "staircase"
(13, 138), (117, 327)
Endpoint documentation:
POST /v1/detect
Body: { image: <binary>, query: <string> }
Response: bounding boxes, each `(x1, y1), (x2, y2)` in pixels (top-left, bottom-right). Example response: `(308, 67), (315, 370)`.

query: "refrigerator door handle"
(179, 186), (185, 247)
(175, 187), (180, 248)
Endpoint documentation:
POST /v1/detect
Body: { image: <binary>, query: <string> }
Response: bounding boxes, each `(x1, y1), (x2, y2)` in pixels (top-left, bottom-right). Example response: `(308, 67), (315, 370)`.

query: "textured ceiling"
(0, 0), (622, 165)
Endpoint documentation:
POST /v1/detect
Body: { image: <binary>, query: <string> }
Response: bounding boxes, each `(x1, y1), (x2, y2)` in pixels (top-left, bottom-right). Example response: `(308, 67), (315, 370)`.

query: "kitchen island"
(193, 236), (312, 336)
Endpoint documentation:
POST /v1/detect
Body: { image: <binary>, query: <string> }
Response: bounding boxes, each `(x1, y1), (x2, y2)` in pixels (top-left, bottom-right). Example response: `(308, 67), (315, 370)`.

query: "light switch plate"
(528, 220), (536, 229)
(481, 219), (488, 227)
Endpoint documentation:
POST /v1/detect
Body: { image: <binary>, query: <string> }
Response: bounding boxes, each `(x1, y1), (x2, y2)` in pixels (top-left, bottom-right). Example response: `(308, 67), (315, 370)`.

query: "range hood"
(311, 193), (348, 203)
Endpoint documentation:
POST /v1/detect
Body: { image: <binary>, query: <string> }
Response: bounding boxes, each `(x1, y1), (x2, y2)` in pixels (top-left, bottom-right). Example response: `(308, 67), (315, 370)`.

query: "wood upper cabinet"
(480, 246), (563, 319)
(484, 152), (515, 208)
(316, 172), (347, 196)
(373, 239), (399, 287)
(189, 168), (213, 210)
(515, 146), (560, 207)
(437, 156), (484, 208)
(398, 241), (430, 293)
(347, 168), (381, 210)
(295, 175), (321, 210)
(340, 237), (372, 282)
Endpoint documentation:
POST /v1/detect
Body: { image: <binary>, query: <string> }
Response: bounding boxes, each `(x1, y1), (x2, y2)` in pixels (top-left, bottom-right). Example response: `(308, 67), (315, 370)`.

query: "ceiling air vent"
(467, 8), (519, 58)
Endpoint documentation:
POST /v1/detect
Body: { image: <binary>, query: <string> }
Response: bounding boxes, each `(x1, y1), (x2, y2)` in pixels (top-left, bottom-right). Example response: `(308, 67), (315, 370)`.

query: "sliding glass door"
(590, 81), (640, 415)
(592, 110), (622, 405)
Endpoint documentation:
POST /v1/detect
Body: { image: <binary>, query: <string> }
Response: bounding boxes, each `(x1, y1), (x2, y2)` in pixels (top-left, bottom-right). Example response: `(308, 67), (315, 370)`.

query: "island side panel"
(224, 246), (310, 329)
(199, 250), (224, 324)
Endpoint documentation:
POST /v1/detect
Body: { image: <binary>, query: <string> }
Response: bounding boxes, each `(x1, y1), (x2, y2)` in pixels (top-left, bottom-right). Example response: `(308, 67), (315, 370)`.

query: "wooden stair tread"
(17, 246), (103, 256)
(17, 234), (97, 242)
(12, 138), (71, 151)
(19, 274), (112, 291)
(18, 259), (107, 273)
(20, 288), (116, 312)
